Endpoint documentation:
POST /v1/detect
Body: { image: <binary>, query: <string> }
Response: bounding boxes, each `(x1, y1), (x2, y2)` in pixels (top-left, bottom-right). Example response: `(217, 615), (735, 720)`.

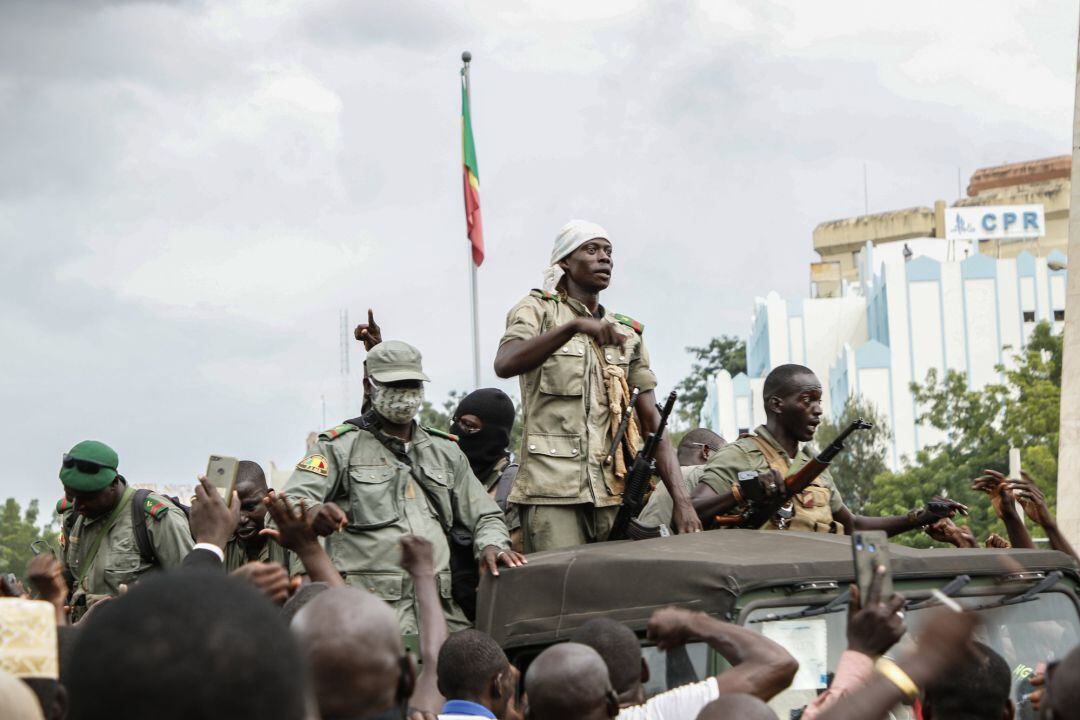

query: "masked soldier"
(283, 340), (525, 634)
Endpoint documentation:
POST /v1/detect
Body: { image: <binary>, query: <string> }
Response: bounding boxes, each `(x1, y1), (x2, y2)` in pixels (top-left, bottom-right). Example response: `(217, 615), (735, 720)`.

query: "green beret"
(59, 440), (119, 492)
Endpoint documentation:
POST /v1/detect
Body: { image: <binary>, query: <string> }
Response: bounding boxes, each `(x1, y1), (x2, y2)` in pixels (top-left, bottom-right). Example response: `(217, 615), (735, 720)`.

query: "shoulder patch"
(318, 423), (359, 441)
(297, 454), (329, 477)
(56, 497), (72, 515)
(611, 313), (644, 334)
(423, 426), (459, 442)
(529, 288), (562, 302)
(144, 495), (170, 521)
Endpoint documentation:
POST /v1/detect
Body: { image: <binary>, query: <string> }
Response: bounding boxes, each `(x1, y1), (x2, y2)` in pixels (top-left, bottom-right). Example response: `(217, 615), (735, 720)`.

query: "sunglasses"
(62, 454), (114, 475)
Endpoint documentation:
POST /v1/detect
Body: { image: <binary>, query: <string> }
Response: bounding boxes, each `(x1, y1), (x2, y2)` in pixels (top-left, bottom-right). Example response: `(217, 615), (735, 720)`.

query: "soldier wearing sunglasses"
(56, 440), (193, 620)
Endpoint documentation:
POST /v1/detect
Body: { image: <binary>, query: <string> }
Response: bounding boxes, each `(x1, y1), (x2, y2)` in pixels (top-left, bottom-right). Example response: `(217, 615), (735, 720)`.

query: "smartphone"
(206, 454), (239, 503)
(852, 530), (892, 601)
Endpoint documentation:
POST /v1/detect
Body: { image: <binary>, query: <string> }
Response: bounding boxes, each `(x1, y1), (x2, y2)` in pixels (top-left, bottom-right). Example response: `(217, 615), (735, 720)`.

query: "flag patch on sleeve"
(296, 454), (329, 477)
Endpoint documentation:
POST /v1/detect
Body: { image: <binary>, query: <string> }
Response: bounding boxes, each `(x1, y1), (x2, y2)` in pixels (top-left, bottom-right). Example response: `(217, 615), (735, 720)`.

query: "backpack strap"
(131, 489), (157, 565)
(494, 462), (518, 513)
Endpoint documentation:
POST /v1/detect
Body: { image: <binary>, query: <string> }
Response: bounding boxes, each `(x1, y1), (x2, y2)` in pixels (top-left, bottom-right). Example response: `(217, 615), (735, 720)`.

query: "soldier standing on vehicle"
(56, 440), (193, 619)
(283, 340), (525, 634)
(494, 220), (702, 552)
(690, 364), (965, 534)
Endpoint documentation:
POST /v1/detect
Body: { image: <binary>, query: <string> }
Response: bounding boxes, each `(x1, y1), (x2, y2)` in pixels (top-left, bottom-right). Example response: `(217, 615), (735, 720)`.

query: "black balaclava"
(450, 388), (516, 479)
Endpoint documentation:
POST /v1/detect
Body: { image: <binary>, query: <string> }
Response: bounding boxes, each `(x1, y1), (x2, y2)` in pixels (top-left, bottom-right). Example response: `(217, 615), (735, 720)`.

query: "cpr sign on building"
(944, 204), (1045, 241)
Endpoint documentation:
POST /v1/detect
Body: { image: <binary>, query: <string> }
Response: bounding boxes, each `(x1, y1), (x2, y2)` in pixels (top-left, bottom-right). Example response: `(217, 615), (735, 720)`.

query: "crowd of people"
(2, 220), (1078, 719)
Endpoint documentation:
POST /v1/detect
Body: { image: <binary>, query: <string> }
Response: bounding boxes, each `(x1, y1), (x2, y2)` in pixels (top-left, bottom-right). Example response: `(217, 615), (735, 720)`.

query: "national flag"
(461, 68), (484, 266)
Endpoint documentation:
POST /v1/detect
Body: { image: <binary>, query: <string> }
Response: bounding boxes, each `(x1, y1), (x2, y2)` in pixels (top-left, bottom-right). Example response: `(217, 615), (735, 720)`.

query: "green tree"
(818, 397), (890, 515)
(0, 498), (57, 583)
(675, 336), (747, 427)
(867, 321), (1062, 547)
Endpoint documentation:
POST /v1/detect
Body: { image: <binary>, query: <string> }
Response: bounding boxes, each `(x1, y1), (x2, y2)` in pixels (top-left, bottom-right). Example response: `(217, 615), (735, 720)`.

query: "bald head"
(695, 694), (777, 720)
(292, 588), (409, 719)
(525, 643), (617, 720)
(677, 428), (726, 466)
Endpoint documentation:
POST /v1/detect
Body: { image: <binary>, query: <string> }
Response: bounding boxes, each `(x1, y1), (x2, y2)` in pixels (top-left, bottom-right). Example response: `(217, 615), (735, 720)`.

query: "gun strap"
(589, 339), (640, 483)
(748, 435), (791, 476)
(75, 486), (136, 589)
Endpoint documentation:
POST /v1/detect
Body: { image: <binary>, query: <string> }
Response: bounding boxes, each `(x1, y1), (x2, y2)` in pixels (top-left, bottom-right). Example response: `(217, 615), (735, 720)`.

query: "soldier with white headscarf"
(494, 220), (702, 552)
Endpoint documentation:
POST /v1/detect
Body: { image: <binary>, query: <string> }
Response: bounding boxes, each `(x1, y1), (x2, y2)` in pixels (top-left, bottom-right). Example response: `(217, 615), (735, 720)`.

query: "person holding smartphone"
(55, 440), (193, 620)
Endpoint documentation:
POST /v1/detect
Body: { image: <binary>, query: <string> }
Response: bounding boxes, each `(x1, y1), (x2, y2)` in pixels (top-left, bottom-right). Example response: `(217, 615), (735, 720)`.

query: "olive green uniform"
(636, 465), (707, 528)
(223, 536), (290, 573)
(697, 425), (844, 533)
(501, 289), (655, 552)
(283, 416), (512, 634)
(59, 486), (194, 616)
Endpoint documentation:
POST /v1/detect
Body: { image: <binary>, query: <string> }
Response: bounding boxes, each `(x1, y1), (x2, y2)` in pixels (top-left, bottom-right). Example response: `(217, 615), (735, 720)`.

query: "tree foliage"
(867, 322), (1062, 547)
(675, 336), (747, 428)
(0, 499), (57, 583)
(819, 397), (890, 516)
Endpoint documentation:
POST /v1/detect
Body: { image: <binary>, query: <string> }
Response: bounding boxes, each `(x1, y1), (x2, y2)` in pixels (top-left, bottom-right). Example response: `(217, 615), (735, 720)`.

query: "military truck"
(477, 530), (1080, 718)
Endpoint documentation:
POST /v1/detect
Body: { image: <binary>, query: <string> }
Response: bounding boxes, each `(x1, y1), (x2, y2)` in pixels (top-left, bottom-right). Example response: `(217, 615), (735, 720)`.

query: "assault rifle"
(607, 391), (676, 541)
(712, 418), (873, 529)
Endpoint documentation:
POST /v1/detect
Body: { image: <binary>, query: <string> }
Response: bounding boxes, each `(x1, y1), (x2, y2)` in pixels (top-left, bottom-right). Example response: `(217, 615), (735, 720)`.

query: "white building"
(701, 240), (1067, 469)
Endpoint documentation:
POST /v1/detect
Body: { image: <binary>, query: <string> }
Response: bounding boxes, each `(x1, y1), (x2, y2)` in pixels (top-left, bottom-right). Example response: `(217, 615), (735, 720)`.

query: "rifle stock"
(714, 418), (873, 529)
(607, 391), (676, 541)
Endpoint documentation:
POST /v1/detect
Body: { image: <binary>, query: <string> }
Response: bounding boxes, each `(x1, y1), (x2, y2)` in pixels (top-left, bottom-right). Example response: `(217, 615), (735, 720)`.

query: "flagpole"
(463, 50), (481, 391)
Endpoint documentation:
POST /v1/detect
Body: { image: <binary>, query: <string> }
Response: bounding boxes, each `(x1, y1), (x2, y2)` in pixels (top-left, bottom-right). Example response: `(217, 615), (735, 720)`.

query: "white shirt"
(617, 678), (720, 720)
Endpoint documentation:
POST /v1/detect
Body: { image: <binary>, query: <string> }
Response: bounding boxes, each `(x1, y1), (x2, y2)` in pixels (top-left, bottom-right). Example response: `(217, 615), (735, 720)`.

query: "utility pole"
(1055, 18), (1080, 547)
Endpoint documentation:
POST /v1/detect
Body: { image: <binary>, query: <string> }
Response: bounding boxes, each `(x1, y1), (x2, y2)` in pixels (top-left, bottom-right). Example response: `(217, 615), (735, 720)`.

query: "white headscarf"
(542, 219), (610, 292)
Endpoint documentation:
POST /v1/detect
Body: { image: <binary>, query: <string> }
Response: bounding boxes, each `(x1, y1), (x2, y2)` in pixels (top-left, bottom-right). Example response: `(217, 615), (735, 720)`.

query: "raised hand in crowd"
(230, 561), (298, 605)
(647, 606), (798, 700)
(984, 532), (1011, 549)
(400, 535), (448, 713)
(354, 308), (383, 351)
(801, 565), (905, 719)
(972, 469), (1035, 549)
(26, 553), (69, 625)
(1007, 471), (1079, 560)
(260, 491), (344, 587)
(817, 607), (979, 720)
(189, 475), (240, 550)
(925, 518), (978, 548)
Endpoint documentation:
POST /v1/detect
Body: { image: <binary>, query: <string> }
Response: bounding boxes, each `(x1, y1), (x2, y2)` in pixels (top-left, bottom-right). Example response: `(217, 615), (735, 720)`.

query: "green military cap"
(366, 340), (430, 383)
(59, 440), (119, 492)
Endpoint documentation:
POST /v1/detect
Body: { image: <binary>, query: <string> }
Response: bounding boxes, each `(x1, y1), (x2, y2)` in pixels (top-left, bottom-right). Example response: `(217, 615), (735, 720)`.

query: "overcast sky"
(2, 0), (1076, 512)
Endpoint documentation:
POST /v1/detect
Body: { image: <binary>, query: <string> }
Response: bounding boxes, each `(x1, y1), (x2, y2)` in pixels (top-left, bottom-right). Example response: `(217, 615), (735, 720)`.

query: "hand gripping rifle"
(607, 391), (676, 541)
(712, 418), (873, 529)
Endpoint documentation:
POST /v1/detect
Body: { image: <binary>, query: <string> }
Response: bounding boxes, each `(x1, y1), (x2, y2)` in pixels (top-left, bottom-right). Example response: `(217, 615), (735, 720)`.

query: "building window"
(1054, 310), (1065, 322)
(1023, 310), (1036, 323)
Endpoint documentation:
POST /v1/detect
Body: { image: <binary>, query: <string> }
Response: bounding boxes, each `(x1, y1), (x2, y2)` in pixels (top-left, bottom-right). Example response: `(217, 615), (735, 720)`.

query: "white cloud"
(0, 0), (1075, 511)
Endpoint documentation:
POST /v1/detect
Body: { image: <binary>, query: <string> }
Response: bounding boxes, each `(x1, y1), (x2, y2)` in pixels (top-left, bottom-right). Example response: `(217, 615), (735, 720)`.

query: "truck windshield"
(746, 591), (1079, 719)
